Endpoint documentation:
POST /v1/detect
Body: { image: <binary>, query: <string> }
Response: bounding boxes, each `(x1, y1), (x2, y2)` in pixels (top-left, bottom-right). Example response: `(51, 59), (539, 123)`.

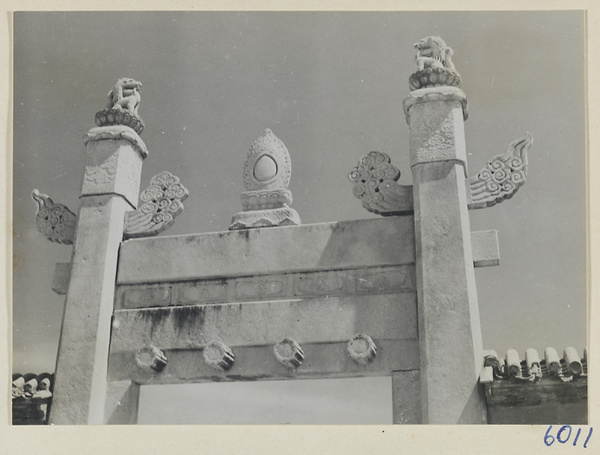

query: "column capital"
(403, 87), (468, 124)
(404, 87), (469, 172)
(81, 125), (146, 208)
(84, 125), (148, 159)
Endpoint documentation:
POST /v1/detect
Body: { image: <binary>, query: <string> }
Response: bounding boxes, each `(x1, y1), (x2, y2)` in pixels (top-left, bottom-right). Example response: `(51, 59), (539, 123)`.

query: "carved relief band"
(82, 125), (147, 207)
(115, 265), (417, 310)
(404, 87), (468, 170)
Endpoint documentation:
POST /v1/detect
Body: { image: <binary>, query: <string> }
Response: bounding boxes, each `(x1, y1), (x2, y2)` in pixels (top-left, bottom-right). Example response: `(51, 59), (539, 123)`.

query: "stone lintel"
(471, 230), (500, 267)
(108, 339), (420, 384)
(402, 86), (468, 122)
(52, 230), (494, 299)
(110, 293), (417, 353)
(117, 217), (416, 285)
(116, 264), (415, 310)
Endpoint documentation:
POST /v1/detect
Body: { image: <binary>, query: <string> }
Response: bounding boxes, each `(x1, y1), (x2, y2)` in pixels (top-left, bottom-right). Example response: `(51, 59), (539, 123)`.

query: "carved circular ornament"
(203, 341), (235, 371)
(135, 345), (167, 373)
(243, 129), (291, 191)
(273, 338), (304, 369)
(347, 334), (377, 365)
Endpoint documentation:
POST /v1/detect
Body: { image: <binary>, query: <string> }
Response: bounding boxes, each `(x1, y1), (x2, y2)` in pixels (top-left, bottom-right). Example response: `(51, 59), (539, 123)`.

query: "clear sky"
(12, 11), (586, 423)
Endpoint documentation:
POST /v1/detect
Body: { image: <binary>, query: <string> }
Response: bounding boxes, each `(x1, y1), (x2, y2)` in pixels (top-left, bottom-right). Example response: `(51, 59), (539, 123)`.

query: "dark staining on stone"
(138, 305), (205, 336)
(139, 307), (171, 336)
(172, 305), (205, 333)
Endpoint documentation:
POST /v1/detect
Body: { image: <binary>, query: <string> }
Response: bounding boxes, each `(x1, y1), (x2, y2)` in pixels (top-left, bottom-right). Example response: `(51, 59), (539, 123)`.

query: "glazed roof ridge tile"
(480, 346), (587, 383)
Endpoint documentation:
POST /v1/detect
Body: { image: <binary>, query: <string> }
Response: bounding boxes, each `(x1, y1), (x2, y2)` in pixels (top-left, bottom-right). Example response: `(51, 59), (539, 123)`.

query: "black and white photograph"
(5, 4), (596, 454)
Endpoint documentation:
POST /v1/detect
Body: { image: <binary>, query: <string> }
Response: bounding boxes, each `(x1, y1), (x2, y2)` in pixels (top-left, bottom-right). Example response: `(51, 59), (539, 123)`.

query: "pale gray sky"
(12, 11), (586, 423)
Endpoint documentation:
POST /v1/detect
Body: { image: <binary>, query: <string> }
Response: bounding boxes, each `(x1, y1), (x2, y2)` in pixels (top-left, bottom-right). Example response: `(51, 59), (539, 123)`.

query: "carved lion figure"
(106, 78), (142, 115)
(414, 36), (456, 72)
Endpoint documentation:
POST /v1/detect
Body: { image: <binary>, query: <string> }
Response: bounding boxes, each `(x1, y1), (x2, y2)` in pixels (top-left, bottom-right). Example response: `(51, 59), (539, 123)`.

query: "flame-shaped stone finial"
(230, 129), (301, 229)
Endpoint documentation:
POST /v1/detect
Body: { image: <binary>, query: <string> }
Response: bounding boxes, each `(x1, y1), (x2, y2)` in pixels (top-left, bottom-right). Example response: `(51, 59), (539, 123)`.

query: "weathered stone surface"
(229, 207), (300, 230)
(117, 284), (172, 310)
(50, 196), (136, 425)
(82, 126), (146, 207)
(115, 265), (416, 309)
(50, 123), (145, 425)
(52, 262), (72, 295)
(471, 230), (500, 267)
(240, 189), (292, 211)
(104, 381), (140, 425)
(405, 89), (468, 170)
(108, 339), (420, 384)
(110, 293), (417, 354)
(406, 84), (485, 424)
(118, 217), (416, 285)
(392, 370), (421, 424)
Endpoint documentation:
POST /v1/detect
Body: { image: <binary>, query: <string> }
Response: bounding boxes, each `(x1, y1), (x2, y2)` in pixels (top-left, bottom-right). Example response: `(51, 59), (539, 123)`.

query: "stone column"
(49, 125), (146, 424)
(403, 86), (486, 424)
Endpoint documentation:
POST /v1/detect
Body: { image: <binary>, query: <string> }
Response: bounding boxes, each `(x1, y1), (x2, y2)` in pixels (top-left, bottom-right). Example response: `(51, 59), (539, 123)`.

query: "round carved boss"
(347, 334), (377, 365)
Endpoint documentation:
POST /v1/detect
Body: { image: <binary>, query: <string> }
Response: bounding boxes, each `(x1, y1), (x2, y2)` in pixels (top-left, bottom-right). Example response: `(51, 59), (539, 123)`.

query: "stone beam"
(51, 228), (499, 297)
(108, 293), (418, 384)
(117, 217), (416, 285)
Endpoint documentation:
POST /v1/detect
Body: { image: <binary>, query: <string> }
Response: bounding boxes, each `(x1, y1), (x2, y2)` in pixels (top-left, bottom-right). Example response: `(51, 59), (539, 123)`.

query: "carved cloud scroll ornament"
(32, 189), (77, 245)
(348, 151), (413, 216)
(123, 171), (189, 239)
(466, 133), (533, 210)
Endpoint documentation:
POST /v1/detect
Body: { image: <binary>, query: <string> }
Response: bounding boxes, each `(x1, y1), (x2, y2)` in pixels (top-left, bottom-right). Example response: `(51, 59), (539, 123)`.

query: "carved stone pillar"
(401, 38), (485, 424)
(49, 123), (146, 424)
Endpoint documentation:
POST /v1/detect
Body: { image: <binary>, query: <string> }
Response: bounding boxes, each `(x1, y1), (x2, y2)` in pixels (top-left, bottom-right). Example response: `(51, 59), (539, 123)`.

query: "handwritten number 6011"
(544, 425), (593, 448)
